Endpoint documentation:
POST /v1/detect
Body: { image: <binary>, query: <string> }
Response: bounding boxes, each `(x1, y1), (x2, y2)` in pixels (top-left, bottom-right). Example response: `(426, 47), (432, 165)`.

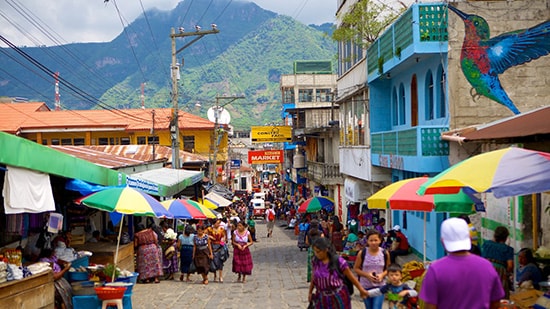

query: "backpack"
(360, 247), (388, 271)
(268, 210), (275, 221)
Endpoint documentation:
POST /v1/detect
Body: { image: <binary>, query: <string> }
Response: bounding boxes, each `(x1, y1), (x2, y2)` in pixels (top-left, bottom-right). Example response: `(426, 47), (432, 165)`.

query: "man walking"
(419, 217), (504, 309)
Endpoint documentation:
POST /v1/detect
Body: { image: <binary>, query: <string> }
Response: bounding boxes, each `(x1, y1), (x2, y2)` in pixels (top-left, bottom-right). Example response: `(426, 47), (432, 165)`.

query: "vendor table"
(0, 270), (55, 308)
(74, 242), (134, 272)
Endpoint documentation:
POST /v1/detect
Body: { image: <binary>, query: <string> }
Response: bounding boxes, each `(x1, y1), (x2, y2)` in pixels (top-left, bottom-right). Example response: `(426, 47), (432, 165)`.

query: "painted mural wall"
(448, 0), (550, 129)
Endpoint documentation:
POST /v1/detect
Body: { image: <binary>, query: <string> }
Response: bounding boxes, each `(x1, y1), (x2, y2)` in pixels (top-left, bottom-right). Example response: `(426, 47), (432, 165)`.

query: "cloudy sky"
(0, 0), (338, 47)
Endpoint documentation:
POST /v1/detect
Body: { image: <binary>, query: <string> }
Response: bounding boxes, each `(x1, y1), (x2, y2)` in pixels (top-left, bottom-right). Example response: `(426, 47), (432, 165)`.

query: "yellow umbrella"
(191, 200), (217, 219)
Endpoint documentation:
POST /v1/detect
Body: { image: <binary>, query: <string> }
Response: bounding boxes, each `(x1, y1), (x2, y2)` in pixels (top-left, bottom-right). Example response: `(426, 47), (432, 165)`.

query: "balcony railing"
(367, 3), (448, 80)
(306, 161), (343, 185)
(371, 126), (449, 157)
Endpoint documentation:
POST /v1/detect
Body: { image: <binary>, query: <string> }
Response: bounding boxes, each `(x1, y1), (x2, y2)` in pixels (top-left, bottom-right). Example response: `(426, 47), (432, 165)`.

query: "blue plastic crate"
(71, 255), (90, 269)
(115, 272), (138, 284)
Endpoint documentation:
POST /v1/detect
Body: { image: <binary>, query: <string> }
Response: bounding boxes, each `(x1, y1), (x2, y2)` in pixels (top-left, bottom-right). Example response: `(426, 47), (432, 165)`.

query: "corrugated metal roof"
(52, 145), (208, 168)
(463, 106), (550, 141)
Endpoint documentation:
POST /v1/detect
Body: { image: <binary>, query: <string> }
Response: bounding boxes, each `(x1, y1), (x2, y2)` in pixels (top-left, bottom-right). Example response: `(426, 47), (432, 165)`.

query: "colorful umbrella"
(368, 177), (482, 262)
(298, 196), (334, 213)
(80, 187), (172, 217)
(187, 199), (217, 219)
(161, 199), (207, 219)
(418, 147), (550, 198)
(368, 177), (482, 213)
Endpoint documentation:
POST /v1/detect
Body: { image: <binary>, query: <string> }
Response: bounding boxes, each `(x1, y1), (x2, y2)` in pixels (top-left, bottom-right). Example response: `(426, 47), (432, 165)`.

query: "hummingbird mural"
(448, 5), (550, 115)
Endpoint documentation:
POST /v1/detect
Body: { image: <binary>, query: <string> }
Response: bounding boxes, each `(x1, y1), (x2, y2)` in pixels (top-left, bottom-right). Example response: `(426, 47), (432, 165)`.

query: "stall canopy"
(203, 192), (232, 208)
(126, 168), (203, 197)
(0, 131), (123, 186)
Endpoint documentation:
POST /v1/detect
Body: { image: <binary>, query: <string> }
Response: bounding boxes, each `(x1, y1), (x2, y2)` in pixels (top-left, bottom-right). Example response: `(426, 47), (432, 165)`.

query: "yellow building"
(0, 102), (228, 169)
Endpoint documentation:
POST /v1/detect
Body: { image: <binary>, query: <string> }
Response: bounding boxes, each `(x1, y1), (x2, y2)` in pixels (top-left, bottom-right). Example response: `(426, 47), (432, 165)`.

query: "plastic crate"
(68, 271), (89, 282)
(115, 272), (139, 284)
(71, 255), (89, 269)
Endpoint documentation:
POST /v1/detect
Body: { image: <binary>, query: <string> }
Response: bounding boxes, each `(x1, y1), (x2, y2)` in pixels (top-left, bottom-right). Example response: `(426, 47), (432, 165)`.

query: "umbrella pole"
(112, 214), (124, 282)
(423, 212), (427, 264)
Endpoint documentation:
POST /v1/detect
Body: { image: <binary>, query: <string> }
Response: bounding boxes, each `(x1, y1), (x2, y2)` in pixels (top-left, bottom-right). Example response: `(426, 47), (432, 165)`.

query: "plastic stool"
(101, 299), (124, 309)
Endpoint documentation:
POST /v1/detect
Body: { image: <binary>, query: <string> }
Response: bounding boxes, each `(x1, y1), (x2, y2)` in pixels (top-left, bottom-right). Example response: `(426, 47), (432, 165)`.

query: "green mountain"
(0, 0), (336, 130)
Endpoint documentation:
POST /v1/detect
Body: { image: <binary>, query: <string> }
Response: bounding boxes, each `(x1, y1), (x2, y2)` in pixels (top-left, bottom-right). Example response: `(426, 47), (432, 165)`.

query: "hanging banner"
(251, 126), (292, 143)
(248, 150), (284, 164)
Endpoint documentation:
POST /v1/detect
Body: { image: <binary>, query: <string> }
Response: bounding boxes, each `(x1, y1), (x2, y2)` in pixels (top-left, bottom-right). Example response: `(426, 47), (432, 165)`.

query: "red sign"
(248, 150), (284, 164)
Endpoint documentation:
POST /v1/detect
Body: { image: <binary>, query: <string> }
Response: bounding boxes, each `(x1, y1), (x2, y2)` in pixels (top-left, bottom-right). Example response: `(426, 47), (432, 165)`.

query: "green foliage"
(332, 0), (405, 47)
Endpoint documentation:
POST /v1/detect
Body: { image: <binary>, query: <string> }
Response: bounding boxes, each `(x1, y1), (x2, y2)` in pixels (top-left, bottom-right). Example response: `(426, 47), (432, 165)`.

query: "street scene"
(1, 0), (550, 308)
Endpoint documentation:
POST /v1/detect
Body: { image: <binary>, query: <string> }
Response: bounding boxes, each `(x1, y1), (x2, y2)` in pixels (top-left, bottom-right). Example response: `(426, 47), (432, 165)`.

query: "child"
(366, 263), (418, 309)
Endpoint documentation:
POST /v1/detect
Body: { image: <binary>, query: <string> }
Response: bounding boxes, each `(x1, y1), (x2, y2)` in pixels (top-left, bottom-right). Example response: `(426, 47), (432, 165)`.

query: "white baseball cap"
(441, 218), (471, 252)
(392, 225), (401, 231)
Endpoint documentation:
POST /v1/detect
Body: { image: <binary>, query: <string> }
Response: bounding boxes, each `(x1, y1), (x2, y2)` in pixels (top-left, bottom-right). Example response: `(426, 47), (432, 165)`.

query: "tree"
(332, 0), (406, 48)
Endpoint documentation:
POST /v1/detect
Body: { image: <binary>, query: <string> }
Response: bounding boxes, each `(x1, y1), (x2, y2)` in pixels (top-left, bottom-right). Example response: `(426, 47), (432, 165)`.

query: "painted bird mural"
(448, 5), (550, 115)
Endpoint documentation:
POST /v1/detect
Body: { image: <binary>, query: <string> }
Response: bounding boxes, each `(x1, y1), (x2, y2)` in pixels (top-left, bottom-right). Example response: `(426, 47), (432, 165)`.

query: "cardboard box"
(510, 290), (544, 309)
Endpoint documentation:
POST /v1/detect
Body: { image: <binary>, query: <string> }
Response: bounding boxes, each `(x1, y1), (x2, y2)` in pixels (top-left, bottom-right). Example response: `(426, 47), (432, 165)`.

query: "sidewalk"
(131, 220), (377, 308)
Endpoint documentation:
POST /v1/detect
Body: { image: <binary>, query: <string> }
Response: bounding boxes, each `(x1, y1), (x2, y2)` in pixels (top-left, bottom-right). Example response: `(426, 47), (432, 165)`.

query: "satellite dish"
(207, 106), (231, 124)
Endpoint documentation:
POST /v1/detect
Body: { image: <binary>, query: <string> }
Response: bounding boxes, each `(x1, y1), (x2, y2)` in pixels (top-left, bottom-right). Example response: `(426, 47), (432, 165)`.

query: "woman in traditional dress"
(482, 226), (514, 299)
(232, 220), (253, 283)
(161, 228), (178, 280)
(308, 237), (367, 309)
(329, 215), (344, 252)
(207, 219), (228, 282)
(306, 219), (323, 282)
(39, 248), (73, 309)
(297, 217), (310, 251)
(193, 225), (213, 285)
(134, 223), (163, 283)
(177, 226), (195, 282)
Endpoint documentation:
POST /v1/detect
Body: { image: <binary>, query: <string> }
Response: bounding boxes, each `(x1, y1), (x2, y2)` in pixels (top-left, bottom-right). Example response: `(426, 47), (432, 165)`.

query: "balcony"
(306, 161), (343, 186)
(371, 126), (449, 173)
(367, 3), (448, 82)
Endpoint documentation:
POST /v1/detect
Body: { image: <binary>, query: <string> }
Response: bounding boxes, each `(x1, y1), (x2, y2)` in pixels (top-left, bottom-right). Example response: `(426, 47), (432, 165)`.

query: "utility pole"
(170, 25), (219, 169)
(210, 95), (244, 184)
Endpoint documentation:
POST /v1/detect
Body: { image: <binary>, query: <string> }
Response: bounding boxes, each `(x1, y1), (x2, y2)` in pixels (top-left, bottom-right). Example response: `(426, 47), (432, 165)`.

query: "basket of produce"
(94, 286), (126, 300)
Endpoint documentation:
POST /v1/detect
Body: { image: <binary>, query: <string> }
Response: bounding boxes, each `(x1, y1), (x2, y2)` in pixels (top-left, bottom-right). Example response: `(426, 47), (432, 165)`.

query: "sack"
(209, 259), (218, 272)
(164, 246), (176, 259)
(268, 210), (275, 221)
(188, 261), (196, 274)
(219, 245), (229, 262)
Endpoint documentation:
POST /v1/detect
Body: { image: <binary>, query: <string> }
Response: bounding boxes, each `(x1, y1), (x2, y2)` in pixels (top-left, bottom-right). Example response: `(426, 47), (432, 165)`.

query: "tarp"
(0, 131), (124, 186)
(127, 168), (203, 197)
(203, 191), (232, 208)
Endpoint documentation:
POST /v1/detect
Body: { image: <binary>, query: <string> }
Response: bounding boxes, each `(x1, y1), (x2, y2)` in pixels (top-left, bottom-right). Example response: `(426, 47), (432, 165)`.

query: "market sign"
(248, 150), (284, 164)
(251, 126), (292, 143)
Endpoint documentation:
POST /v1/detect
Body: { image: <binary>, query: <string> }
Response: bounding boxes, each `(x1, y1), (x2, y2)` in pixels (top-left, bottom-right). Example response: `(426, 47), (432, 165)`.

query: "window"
(147, 136), (159, 145)
(425, 71), (434, 120)
(437, 65), (447, 118)
(120, 137), (130, 145)
(315, 89), (332, 102)
(42, 139), (47, 145)
(73, 138), (85, 146)
(282, 87), (294, 103)
(399, 84), (406, 125)
(61, 138), (72, 145)
(98, 138), (109, 145)
(183, 136), (195, 153)
(392, 87), (398, 126)
(51, 139), (60, 145)
(298, 89), (313, 102)
(137, 136), (146, 145)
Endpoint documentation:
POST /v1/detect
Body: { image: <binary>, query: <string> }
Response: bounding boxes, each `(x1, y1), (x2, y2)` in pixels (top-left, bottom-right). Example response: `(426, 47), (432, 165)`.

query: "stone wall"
(447, 0), (550, 130)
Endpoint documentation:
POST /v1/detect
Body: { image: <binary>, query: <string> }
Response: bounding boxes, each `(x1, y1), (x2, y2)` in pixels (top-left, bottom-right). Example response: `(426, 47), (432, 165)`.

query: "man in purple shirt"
(419, 217), (504, 309)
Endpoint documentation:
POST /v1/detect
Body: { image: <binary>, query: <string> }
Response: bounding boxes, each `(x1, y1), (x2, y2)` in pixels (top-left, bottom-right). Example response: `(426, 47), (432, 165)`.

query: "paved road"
(131, 219), (375, 308)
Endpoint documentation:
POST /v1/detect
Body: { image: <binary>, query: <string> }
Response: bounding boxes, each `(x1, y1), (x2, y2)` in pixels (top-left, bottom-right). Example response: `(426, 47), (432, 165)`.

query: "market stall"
(73, 242), (134, 272)
(0, 270), (54, 308)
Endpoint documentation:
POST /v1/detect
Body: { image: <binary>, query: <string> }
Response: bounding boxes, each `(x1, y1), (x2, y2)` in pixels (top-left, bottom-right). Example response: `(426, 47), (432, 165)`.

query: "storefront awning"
(0, 131), (123, 186)
(126, 168), (203, 197)
(344, 178), (371, 203)
(203, 192), (233, 208)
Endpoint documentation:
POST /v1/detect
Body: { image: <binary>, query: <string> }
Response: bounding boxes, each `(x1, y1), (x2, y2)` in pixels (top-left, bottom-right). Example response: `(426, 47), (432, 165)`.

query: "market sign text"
(248, 150), (284, 164)
(251, 126), (292, 143)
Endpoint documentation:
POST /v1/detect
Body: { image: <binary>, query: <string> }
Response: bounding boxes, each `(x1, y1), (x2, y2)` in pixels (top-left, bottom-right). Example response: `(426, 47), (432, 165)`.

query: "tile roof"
(0, 102), (214, 133)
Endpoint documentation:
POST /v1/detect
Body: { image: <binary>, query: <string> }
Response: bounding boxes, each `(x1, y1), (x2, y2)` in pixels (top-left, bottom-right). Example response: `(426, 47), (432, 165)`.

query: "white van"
(253, 192), (266, 200)
(251, 198), (265, 218)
